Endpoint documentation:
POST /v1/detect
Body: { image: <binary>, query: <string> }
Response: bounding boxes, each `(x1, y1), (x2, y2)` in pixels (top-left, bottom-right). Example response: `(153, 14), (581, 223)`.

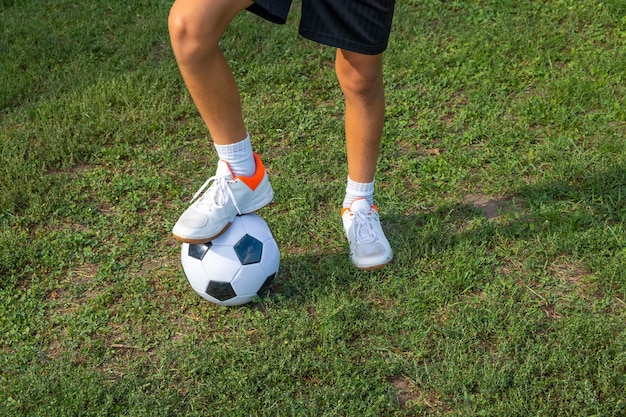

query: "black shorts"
(247, 0), (395, 55)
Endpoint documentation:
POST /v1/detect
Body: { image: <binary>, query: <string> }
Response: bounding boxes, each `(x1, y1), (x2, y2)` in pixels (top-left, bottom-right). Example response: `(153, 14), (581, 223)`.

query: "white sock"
(214, 134), (255, 177)
(343, 176), (375, 208)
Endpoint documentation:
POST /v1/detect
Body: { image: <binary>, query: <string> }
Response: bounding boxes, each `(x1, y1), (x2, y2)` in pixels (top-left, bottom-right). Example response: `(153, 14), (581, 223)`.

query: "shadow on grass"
(264, 164), (626, 304)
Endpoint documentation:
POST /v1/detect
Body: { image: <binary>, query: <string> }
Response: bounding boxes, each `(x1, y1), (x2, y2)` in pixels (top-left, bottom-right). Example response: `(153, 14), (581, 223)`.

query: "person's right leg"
(297, 0), (395, 269)
(335, 49), (393, 270)
(169, 0), (273, 243)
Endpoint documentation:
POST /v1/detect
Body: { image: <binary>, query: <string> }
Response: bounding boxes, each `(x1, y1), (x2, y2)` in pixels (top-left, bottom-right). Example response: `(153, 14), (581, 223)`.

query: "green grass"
(1, 0), (626, 415)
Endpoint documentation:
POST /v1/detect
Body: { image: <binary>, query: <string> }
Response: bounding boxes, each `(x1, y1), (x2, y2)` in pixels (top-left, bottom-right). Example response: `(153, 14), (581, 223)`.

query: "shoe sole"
(355, 257), (393, 271)
(172, 221), (233, 244)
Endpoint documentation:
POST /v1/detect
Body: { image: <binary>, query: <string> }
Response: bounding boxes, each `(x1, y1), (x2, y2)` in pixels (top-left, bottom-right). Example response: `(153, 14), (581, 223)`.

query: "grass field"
(2, 0), (626, 415)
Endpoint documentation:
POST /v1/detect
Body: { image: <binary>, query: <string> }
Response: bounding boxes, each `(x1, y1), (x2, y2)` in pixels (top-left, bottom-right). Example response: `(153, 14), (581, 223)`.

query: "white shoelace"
(352, 209), (378, 244)
(190, 176), (242, 215)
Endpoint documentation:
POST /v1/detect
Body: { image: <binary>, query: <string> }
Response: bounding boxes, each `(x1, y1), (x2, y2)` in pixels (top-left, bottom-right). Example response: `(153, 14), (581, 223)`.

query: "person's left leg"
(335, 48), (392, 270)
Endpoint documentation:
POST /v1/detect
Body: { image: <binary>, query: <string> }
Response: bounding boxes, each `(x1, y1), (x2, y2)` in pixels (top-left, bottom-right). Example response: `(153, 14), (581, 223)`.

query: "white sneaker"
(341, 199), (393, 270)
(172, 153), (273, 243)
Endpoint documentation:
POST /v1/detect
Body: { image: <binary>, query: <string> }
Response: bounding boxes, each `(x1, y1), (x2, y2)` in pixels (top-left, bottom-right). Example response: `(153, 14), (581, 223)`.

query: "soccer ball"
(180, 214), (280, 306)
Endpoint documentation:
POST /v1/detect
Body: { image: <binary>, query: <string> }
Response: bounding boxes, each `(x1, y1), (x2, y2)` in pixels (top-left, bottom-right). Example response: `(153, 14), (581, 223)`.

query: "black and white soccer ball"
(180, 214), (280, 306)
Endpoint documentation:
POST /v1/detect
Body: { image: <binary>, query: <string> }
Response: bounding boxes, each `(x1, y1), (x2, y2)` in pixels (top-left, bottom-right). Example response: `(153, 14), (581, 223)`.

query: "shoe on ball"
(341, 199), (393, 270)
(173, 153), (273, 244)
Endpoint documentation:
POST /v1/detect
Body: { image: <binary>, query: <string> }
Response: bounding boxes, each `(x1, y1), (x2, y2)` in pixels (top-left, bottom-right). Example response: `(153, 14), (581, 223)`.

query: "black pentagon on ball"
(188, 242), (212, 261)
(206, 280), (236, 301)
(257, 273), (276, 297)
(233, 234), (263, 265)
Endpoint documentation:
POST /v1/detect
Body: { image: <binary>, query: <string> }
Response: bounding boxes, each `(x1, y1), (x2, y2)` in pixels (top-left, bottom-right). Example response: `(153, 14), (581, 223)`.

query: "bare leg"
(168, 0), (253, 145)
(335, 49), (385, 184)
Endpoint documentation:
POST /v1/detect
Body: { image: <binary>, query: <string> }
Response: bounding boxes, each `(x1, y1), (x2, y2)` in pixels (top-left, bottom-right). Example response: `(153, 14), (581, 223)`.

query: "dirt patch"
(464, 193), (523, 220)
(389, 375), (444, 410)
(549, 259), (589, 286)
(389, 375), (419, 409)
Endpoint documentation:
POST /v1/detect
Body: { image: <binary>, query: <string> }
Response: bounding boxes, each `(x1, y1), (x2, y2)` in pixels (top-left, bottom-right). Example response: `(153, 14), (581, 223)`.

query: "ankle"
(343, 177), (375, 208)
(214, 134), (255, 177)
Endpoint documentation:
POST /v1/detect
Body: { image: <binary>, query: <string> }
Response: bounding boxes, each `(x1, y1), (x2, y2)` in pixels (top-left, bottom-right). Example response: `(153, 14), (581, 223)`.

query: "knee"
(339, 69), (382, 100)
(336, 52), (383, 100)
(168, 6), (219, 65)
